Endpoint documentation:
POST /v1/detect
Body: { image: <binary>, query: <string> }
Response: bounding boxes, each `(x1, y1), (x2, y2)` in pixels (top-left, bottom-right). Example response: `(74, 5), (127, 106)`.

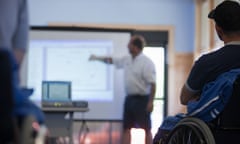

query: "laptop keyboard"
(42, 101), (74, 108)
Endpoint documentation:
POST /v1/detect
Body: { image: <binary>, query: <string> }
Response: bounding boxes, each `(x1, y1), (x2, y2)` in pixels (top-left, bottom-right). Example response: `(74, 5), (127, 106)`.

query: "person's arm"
(180, 84), (200, 105)
(89, 54), (113, 64)
(13, 49), (25, 66)
(147, 82), (156, 112)
(180, 55), (208, 105)
(143, 59), (156, 112)
(13, 0), (29, 65)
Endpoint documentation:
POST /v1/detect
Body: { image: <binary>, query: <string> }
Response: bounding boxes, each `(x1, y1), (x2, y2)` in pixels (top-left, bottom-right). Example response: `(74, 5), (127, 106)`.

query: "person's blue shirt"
(9, 50), (45, 124)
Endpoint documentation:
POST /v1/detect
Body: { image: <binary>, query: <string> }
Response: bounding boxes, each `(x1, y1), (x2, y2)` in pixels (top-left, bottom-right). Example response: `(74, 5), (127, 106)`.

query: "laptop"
(41, 81), (73, 108)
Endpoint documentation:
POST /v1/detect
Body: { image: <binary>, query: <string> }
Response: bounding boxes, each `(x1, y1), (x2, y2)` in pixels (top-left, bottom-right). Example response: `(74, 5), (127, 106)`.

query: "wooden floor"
(47, 121), (122, 144)
(47, 121), (149, 144)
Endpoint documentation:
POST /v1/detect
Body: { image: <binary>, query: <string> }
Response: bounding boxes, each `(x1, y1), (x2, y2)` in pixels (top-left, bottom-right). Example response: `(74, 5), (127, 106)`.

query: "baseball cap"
(208, 0), (240, 31)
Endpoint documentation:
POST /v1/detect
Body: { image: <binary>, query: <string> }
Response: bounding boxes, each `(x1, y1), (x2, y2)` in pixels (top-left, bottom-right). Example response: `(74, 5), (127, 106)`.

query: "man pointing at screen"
(89, 35), (156, 144)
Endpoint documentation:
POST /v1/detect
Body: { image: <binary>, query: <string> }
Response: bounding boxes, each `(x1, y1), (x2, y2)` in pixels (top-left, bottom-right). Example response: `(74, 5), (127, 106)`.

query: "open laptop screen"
(42, 81), (71, 102)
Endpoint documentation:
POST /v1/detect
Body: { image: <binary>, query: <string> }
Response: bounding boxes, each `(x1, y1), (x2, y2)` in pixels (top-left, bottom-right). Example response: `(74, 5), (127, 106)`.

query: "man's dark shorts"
(123, 95), (151, 130)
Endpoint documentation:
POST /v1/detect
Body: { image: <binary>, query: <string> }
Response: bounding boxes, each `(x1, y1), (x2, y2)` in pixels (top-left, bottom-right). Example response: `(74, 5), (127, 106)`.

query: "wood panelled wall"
(194, 0), (224, 59)
(168, 53), (193, 115)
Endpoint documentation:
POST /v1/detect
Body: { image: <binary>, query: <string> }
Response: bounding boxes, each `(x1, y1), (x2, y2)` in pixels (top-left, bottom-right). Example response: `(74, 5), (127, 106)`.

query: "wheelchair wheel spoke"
(167, 124), (205, 144)
(187, 130), (192, 144)
(165, 118), (215, 144)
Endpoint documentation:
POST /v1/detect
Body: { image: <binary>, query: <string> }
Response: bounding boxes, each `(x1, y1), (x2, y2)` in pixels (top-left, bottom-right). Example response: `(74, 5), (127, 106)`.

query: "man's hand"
(146, 83), (156, 112)
(146, 101), (154, 113)
(89, 54), (98, 61)
(13, 49), (25, 66)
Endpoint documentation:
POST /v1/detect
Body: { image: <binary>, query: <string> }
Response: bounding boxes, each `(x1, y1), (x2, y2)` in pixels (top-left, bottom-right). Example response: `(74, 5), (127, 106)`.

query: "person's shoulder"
(196, 45), (227, 62)
(139, 53), (148, 60)
(206, 44), (239, 55)
(140, 53), (150, 60)
(140, 53), (155, 66)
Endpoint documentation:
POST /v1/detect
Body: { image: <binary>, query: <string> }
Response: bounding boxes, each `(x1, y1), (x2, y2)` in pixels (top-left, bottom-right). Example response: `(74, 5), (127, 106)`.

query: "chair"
(164, 75), (240, 144)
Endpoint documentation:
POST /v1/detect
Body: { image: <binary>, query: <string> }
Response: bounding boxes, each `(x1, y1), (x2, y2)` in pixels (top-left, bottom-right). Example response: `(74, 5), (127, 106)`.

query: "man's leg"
(122, 128), (131, 144)
(122, 96), (133, 144)
(145, 129), (152, 144)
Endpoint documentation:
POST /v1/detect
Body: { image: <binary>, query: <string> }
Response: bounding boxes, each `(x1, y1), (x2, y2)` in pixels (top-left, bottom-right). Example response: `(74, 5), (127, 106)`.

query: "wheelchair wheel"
(165, 117), (215, 144)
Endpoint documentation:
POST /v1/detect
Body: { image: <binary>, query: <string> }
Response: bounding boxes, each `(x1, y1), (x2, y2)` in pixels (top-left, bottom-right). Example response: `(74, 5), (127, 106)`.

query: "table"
(42, 107), (89, 144)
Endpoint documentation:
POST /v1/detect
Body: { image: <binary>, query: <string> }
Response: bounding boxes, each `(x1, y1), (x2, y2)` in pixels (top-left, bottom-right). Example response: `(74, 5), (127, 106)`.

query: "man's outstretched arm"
(89, 54), (113, 64)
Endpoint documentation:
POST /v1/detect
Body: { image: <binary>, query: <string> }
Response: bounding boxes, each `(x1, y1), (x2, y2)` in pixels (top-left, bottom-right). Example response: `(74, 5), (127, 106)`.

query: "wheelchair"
(162, 75), (240, 144)
(165, 117), (215, 144)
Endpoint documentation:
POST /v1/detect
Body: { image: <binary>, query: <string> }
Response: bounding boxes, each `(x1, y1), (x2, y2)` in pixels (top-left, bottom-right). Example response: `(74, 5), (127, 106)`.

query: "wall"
(194, 0), (225, 59)
(28, 0), (195, 53)
(28, 0), (195, 115)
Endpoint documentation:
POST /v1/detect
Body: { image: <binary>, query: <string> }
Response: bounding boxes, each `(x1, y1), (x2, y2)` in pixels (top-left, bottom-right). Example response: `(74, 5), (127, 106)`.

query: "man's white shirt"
(113, 53), (156, 96)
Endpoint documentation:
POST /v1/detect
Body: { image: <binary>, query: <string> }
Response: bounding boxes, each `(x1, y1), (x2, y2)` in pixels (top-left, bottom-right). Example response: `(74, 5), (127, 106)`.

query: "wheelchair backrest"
(216, 75), (240, 129)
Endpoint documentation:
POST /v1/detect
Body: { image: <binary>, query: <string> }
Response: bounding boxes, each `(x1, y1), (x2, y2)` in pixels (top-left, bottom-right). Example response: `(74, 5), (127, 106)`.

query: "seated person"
(153, 1), (240, 143)
(5, 49), (45, 124)
(0, 49), (46, 143)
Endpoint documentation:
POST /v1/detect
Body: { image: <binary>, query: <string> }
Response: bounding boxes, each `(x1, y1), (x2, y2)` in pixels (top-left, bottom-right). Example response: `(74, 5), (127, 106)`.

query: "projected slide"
(27, 40), (114, 101)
